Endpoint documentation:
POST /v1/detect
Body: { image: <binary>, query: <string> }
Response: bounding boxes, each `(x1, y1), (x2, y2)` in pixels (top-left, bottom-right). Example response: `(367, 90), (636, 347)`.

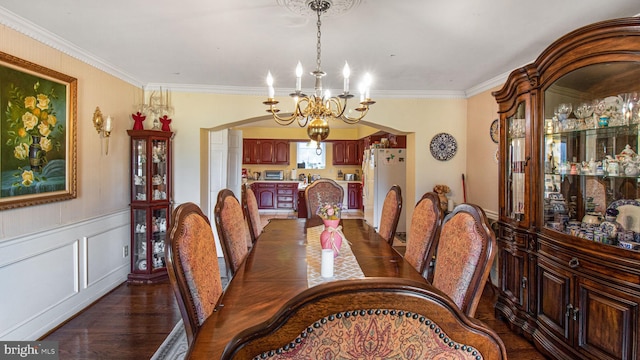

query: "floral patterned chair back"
(304, 178), (344, 219)
(165, 202), (224, 346)
(378, 185), (403, 245)
(242, 183), (264, 245)
(405, 192), (443, 280)
(215, 189), (250, 278)
(221, 278), (507, 360)
(432, 203), (497, 317)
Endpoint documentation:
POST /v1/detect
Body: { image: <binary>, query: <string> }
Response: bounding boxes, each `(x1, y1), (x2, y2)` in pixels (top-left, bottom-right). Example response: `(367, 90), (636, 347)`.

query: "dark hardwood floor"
(42, 280), (548, 359)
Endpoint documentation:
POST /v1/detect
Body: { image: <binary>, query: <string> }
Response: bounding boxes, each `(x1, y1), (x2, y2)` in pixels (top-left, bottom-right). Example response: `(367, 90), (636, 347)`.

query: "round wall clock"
(430, 133), (457, 161)
(490, 119), (499, 143)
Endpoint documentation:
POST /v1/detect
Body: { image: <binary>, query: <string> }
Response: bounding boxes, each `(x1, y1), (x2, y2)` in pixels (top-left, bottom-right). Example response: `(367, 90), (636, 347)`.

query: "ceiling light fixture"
(263, 0), (375, 154)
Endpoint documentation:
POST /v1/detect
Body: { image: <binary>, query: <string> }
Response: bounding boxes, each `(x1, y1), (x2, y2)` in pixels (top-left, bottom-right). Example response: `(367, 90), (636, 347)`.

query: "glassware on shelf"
(574, 102), (594, 130)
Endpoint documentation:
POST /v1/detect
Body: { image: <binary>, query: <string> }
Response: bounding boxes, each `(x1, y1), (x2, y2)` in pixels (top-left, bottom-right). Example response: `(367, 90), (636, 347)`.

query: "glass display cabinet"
(494, 18), (640, 360)
(127, 130), (173, 284)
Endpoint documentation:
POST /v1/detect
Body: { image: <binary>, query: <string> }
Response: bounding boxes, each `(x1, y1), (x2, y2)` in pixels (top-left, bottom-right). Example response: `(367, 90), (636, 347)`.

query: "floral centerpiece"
(316, 203), (344, 257)
(5, 81), (64, 187)
(317, 202), (342, 220)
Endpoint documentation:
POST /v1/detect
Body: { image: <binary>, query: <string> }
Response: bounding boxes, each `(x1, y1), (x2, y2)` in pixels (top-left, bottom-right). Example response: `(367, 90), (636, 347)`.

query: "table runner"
(306, 224), (365, 287)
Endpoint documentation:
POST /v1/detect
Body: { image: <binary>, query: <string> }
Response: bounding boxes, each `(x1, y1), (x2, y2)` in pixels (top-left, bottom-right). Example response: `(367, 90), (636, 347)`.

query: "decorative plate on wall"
(490, 119), (499, 143)
(430, 133), (457, 161)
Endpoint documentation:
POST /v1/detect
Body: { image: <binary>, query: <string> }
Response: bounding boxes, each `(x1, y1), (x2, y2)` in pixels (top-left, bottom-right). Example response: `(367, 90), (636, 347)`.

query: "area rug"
(150, 320), (187, 360)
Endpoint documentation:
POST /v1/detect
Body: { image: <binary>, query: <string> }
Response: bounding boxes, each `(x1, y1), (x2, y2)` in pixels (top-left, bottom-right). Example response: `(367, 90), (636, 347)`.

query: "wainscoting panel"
(0, 240), (79, 339)
(0, 210), (130, 340)
(85, 223), (130, 288)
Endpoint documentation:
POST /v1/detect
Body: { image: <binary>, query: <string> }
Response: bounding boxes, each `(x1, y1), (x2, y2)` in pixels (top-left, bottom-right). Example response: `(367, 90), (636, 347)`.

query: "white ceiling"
(0, 1), (637, 99)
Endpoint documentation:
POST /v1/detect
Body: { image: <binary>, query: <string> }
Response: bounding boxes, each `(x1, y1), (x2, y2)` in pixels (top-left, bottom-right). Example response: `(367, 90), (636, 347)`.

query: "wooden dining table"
(187, 218), (429, 359)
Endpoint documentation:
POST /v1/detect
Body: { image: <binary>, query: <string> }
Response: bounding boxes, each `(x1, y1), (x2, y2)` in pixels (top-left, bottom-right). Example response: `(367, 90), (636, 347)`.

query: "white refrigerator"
(362, 148), (407, 234)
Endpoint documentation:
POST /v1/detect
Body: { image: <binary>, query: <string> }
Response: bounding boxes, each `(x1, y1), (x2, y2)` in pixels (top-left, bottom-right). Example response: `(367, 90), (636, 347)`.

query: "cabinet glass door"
(150, 139), (168, 201)
(543, 62), (640, 250)
(132, 138), (147, 201)
(507, 102), (527, 222)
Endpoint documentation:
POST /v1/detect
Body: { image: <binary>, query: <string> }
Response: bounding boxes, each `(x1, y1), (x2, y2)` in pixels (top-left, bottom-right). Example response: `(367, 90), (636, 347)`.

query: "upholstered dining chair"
(242, 183), (264, 245)
(431, 203), (497, 317)
(404, 192), (443, 280)
(304, 178), (344, 219)
(378, 184), (403, 245)
(214, 189), (250, 278)
(165, 202), (224, 347)
(221, 278), (507, 360)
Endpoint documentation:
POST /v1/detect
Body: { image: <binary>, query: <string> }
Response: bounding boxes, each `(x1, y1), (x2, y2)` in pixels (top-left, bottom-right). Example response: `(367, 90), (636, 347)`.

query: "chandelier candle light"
(263, 0), (375, 154)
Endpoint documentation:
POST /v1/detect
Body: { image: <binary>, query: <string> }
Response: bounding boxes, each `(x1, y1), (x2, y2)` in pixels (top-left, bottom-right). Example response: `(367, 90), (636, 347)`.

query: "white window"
(297, 142), (326, 169)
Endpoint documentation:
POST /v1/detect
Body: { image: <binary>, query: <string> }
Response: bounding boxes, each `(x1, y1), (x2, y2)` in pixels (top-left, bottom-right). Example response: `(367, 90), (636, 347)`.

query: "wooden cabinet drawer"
(278, 189), (294, 195)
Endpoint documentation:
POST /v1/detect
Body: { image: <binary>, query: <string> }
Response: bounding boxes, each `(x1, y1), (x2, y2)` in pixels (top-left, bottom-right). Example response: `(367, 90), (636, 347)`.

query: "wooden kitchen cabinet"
(243, 139), (289, 165)
(332, 140), (360, 165)
(493, 17), (640, 359)
(297, 189), (307, 218)
(347, 182), (362, 209)
(276, 183), (296, 209)
(252, 182), (297, 209)
(253, 182), (276, 209)
(273, 140), (290, 164)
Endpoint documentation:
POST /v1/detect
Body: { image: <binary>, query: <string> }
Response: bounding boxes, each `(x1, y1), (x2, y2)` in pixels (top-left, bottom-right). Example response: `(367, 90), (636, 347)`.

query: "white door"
(207, 129), (229, 256)
(227, 129), (243, 200)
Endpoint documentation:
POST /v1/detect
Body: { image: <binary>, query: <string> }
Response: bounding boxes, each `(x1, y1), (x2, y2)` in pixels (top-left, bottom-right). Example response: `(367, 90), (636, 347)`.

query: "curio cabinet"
(127, 130), (173, 284)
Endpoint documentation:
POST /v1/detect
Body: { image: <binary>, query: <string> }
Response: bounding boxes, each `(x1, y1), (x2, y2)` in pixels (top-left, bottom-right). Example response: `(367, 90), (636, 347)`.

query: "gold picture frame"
(0, 51), (77, 210)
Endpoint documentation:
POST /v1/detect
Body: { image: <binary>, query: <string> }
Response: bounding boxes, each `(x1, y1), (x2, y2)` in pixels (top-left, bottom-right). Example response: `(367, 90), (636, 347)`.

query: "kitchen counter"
(247, 179), (361, 191)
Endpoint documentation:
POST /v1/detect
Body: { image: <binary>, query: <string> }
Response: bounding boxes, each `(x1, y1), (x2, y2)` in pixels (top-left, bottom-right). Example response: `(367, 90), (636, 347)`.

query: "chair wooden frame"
(221, 278), (507, 359)
(303, 178), (344, 219)
(378, 184), (403, 245)
(432, 203), (497, 317)
(214, 189), (249, 278)
(242, 183), (263, 245)
(406, 192), (443, 281)
(165, 202), (223, 346)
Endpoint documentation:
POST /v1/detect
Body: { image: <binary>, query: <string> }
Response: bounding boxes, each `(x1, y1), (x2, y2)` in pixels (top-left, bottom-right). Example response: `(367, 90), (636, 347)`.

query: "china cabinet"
(127, 130), (173, 284)
(494, 18), (640, 360)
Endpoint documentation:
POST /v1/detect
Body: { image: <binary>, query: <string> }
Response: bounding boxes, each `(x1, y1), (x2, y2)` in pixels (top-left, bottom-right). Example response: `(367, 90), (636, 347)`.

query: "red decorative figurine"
(132, 112), (146, 130)
(159, 115), (172, 132)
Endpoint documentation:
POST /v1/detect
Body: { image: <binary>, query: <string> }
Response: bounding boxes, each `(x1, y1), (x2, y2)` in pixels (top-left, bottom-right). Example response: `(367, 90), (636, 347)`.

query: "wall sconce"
(92, 106), (113, 155)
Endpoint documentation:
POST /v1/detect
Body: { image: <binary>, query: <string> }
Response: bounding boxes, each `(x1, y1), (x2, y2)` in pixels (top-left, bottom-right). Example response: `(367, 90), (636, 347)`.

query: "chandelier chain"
(263, 0), (375, 148)
(316, 5), (322, 72)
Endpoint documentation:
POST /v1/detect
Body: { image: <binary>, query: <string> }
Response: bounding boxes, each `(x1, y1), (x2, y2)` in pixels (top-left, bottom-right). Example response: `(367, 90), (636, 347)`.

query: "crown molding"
(0, 6), (143, 86)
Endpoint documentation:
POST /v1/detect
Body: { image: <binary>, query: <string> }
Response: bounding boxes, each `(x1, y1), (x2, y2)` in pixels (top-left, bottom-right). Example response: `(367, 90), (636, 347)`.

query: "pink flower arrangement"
(317, 203), (342, 220)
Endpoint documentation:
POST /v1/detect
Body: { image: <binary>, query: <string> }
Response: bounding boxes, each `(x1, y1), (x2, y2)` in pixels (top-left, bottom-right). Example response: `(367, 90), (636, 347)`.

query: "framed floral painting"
(0, 51), (77, 210)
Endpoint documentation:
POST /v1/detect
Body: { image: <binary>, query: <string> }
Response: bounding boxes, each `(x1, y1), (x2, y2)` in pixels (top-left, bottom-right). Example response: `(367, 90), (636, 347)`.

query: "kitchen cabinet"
(253, 182), (276, 209)
(493, 17), (640, 359)
(243, 139), (289, 165)
(127, 130), (173, 284)
(276, 183), (297, 209)
(252, 182), (298, 209)
(273, 140), (290, 164)
(297, 189), (307, 218)
(362, 132), (406, 149)
(333, 140), (360, 165)
(348, 182), (362, 209)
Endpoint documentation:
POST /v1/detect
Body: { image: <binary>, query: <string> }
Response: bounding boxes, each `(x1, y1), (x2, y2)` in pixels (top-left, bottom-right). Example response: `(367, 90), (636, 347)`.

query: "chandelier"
(263, 0), (375, 154)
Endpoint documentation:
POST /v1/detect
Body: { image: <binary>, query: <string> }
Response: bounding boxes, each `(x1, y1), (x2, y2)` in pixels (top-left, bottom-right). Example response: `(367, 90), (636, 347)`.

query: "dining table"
(187, 218), (429, 359)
